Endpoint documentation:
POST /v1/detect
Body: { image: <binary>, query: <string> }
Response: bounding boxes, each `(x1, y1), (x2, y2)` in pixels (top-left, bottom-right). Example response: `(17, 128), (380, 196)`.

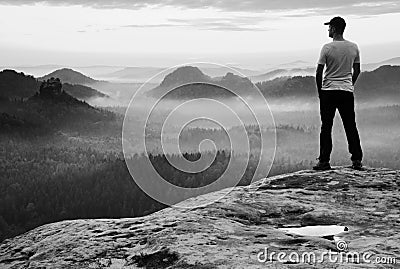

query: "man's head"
(324, 16), (346, 38)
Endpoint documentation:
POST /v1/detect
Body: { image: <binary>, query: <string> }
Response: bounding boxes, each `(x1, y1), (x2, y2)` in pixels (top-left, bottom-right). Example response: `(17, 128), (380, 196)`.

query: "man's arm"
(352, 62), (360, 85)
(316, 64), (324, 97)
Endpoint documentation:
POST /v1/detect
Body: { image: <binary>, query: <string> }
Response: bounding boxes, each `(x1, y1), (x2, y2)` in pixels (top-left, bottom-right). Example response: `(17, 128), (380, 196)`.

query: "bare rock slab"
(1, 166), (399, 268)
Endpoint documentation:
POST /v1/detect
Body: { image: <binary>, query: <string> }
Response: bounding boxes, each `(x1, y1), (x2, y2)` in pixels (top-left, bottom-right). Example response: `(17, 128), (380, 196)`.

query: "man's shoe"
(313, 161), (331, 171)
(352, 160), (363, 170)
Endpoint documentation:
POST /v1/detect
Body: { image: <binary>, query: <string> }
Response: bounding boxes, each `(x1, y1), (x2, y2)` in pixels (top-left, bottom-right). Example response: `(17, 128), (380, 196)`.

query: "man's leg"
(318, 91), (337, 163)
(337, 91), (363, 162)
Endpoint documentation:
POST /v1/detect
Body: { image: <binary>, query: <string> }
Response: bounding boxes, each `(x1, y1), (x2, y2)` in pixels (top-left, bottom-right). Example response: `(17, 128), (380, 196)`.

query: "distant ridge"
(362, 57), (400, 71)
(40, 68), (98, 85)
(252, 57), (400, 83)
(272, 60), (312, 70)
(377, 56), (400, 65)
(102, 67), (165, 81)
(255, 65), (400, 99)
(251, 67), (315, 82)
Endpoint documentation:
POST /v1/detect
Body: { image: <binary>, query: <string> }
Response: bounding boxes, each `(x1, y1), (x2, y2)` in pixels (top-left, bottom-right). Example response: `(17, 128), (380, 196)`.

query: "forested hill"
(147, 66), (255, 99)
(0, 70), (39, 99)
(0, 78), (117, 136)
(0, 69), (107, 101)
(354, 65), (400, 97)
(256, 65), (400, 99)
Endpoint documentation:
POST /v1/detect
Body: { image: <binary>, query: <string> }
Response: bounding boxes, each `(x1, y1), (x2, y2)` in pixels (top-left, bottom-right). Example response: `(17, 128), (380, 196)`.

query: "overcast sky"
(0, 0), (399, 68)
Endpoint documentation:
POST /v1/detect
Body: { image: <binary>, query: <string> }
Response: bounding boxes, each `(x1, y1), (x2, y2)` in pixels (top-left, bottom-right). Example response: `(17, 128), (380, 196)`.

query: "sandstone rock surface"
(1, 166), (399, 268)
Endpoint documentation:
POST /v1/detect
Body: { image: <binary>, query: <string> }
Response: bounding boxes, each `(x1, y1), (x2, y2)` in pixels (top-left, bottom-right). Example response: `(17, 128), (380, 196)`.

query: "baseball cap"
(324, 16), (346, 28)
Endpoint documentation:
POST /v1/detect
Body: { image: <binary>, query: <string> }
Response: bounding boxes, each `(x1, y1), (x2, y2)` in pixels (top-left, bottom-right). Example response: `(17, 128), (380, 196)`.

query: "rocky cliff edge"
(1, 166), (399, 268)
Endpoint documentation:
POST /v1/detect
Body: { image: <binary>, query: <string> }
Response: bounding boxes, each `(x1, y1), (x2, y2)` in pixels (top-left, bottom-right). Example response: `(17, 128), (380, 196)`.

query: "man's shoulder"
(320, 42), (333, 52)
(322, 42), (333, 48)
(325, 40), (358, 46)
(344, 40), (359, 48)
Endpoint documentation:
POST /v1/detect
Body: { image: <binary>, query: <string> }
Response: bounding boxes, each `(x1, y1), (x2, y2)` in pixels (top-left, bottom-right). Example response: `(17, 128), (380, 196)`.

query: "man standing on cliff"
(313, 16), (363, 171)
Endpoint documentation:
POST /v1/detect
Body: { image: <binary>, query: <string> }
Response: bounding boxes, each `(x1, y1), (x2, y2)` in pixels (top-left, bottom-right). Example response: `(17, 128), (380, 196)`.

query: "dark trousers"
(318, 90), (363, 162)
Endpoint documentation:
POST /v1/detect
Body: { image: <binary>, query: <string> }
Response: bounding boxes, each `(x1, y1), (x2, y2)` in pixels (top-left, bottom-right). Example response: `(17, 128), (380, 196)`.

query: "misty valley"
(1, 63), (399, 243)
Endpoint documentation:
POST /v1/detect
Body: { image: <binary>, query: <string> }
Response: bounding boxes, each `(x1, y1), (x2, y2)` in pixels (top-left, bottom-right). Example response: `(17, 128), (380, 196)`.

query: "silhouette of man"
(313, 16), (363, 170)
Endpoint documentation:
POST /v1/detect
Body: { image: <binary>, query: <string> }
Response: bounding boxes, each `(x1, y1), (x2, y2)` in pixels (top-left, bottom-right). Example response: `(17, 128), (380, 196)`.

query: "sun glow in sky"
(0, 1), (399, 68)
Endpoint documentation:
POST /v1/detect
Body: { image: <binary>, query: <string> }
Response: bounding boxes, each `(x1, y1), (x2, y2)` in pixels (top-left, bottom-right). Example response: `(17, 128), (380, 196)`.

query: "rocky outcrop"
(39, 78), (63, 97)
(1, 166), (399, 268)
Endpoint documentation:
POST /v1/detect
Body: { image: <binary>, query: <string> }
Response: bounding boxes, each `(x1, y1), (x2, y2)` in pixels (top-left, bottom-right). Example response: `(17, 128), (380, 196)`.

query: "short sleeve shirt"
(318, 40), (360, 92)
